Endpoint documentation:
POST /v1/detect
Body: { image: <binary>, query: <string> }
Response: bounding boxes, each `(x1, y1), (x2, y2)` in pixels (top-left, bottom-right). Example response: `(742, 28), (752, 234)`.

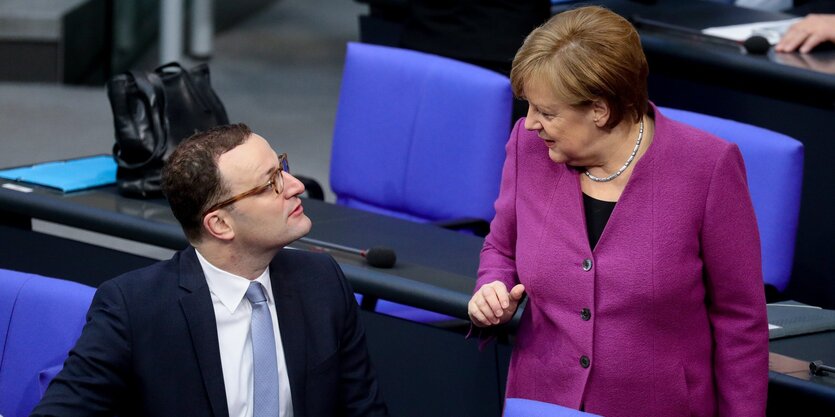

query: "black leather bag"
(107, 62), (229, 198)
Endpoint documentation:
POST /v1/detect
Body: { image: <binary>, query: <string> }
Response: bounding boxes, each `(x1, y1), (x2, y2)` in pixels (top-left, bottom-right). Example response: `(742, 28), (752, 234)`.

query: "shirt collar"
(195, 249), (274, 313)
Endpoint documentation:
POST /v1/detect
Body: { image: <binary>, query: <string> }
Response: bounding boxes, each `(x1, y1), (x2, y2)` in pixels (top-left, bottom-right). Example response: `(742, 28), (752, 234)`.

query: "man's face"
(215, 134), (311, 250)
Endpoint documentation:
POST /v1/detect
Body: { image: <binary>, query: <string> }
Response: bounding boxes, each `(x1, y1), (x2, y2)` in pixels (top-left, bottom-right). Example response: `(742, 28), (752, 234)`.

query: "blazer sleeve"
(476, 118), (524, 293)
(328, 256), (389, 417)
(700, 144), (769, 417)
(30, 280), (132, 417)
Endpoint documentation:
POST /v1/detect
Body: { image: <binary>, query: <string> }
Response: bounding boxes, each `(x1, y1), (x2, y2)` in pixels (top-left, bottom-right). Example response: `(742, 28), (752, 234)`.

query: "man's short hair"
(162, 123), (252, 242)
(511, 6), (649, 129)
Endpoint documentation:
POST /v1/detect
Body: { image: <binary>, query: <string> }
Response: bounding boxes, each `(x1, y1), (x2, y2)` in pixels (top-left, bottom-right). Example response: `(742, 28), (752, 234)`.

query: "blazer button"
(582, 258), (593, 271)
(581, 308), (591, 321)
(580, 355), (590, 368)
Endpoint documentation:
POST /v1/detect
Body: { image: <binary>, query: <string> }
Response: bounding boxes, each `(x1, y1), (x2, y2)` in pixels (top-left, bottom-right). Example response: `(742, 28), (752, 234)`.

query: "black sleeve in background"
(399, 0), (552, 70)
(790, 0), (835, 14)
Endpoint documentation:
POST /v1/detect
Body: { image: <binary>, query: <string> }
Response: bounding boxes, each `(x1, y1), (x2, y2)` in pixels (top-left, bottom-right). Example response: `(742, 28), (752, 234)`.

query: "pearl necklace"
(584, 118), (644, 183)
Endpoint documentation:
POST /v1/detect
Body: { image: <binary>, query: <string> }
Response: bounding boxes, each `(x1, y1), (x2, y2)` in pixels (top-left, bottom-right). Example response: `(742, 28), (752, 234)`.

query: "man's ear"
(203, 211), (235, 241)
(591, 99), (611, 128)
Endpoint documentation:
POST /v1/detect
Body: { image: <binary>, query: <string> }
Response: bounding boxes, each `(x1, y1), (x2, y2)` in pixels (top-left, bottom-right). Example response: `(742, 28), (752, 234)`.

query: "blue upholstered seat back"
(504, 398), (603, 416)
(661, 107), (804, 291)
(330, 42), (512, 223)
(0, 269), (95, 417)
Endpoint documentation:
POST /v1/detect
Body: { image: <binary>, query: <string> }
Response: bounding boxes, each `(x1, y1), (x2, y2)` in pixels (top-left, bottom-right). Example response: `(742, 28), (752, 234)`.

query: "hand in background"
(468, 281), (526, 327)
(776, 14), (835, 53)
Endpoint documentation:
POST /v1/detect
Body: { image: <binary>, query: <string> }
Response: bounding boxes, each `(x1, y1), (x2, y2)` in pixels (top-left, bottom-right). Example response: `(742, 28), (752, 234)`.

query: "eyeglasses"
(203, 153), (289, 217)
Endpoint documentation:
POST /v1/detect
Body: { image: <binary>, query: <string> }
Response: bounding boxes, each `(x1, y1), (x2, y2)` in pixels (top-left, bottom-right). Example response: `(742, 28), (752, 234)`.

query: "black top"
(399, 0), (551, 67)
(583, 193), (617, 250)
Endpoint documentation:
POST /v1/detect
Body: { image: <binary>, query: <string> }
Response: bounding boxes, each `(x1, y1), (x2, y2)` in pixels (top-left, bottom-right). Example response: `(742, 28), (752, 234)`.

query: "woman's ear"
(203, 211), (235, 241)
(591, 99), (611, 128)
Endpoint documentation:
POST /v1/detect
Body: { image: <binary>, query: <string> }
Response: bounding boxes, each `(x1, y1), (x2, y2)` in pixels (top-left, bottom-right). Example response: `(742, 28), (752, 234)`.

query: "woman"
(468, 6), (768, 417)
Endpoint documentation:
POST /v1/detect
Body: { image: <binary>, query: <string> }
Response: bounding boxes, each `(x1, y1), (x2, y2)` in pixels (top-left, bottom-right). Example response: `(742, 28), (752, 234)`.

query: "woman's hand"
(468, 281), (526, 327)
(776, 14), (835, 53)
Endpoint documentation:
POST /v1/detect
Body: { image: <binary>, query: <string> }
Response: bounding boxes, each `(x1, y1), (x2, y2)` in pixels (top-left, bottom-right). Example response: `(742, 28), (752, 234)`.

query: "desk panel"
(769, 331), (835, 415)
(0, 181), (481, 320)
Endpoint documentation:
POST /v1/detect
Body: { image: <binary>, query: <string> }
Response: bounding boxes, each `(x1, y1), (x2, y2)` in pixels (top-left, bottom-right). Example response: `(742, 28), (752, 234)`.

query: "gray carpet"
(0, 0), (363, 200)
(0, 0), (363, 257)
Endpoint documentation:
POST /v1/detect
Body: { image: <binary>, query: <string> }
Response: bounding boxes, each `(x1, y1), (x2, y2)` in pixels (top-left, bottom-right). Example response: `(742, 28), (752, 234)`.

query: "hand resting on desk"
(468, 281), (525, 327)
(776, 14), (835, 53)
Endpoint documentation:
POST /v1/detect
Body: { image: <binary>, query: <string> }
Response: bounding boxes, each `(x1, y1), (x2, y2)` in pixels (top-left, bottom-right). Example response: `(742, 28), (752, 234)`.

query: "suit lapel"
(271, 258), (307, 416)
(178, 248), (230, 417)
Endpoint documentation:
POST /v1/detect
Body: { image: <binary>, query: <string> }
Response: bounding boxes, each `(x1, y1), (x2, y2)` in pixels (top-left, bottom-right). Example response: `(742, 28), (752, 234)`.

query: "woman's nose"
(524, 111), (541, 131)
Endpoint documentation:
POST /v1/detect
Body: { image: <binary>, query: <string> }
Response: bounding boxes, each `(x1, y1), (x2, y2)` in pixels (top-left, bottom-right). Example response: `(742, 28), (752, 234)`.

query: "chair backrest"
(660, 107), (804, 291)
(0, 269), (95, 417)
(504, 398), (602, 416)
(330, 42), (512, 223)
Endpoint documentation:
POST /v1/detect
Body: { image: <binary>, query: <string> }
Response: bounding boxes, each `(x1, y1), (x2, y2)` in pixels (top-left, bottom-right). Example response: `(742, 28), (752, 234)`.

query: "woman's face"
(522, 80), (604, 167)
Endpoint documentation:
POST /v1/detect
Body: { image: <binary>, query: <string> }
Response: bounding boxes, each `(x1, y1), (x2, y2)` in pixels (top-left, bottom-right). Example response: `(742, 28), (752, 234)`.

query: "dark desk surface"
(571, 0), (835, 107)
(0, 180), (483, 319)
(770, 331), (835, 411)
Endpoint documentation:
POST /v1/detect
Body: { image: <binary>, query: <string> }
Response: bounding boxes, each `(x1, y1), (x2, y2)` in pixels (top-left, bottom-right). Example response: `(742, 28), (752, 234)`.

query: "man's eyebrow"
(263, 166), (277, 178)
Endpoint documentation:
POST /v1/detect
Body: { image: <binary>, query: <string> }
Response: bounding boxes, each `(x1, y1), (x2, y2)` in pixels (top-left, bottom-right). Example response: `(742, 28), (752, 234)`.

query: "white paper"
(702, 18), (802, 45)
(1, 183), (33, 193)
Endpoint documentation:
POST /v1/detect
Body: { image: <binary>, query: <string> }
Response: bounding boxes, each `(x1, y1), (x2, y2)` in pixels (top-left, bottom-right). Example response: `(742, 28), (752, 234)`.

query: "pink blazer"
(478, 106), (768, 417)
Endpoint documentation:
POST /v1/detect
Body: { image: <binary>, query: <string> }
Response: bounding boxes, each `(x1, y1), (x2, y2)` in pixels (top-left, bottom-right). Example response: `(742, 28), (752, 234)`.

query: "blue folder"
(0, 155), (117, 193)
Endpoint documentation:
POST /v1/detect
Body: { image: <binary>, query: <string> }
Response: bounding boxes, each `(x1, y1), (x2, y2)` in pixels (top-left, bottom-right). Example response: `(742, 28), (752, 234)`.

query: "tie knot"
(245, 282), (268, 305)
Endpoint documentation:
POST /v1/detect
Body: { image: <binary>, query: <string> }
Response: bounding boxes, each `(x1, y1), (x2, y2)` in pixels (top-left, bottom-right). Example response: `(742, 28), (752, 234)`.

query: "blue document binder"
(0, 155), (117, 193)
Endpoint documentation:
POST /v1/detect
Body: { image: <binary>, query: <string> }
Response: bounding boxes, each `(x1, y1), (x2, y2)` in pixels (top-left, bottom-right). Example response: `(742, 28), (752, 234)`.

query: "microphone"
(810, 360), (835, 376)
(298, 237), (397, 269)
(744, 35), (771, 55)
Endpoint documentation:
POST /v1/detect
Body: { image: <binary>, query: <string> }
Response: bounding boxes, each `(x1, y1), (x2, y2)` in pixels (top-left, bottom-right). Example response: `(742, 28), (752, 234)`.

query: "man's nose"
(282, 172), (306, 197)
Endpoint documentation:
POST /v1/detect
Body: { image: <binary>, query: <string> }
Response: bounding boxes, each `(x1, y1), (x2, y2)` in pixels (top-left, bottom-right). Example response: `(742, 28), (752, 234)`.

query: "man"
(32, 124), (388, 417)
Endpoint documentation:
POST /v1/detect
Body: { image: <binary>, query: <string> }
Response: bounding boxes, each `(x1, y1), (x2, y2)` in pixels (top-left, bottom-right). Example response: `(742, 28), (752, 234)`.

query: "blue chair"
(0, 269), (95, 417)
(328, 42), (512, 322)
(330, 42), (512, 230)
(661, 107), (804, 292)
(504, 398), (602, 416)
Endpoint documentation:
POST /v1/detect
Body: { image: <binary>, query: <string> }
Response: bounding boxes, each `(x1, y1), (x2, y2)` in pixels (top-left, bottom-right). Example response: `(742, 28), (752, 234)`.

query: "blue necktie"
(245, 282), (279, 417)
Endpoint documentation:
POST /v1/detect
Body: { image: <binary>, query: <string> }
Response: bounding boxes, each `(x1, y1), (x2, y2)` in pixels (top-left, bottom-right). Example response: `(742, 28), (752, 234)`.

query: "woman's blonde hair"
(510, 6), (648, 129)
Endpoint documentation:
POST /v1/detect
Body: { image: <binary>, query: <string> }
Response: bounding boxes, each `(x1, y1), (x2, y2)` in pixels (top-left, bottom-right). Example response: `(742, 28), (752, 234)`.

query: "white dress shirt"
(196, 250), (293, 417)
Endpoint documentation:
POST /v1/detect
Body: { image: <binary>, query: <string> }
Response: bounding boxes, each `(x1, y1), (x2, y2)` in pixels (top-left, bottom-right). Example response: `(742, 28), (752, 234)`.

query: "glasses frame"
(202, 153), (288, 217)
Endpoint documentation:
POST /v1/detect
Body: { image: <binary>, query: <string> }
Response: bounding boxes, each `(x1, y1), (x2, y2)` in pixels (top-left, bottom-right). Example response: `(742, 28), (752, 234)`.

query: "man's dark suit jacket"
(31, 247), (388, 417)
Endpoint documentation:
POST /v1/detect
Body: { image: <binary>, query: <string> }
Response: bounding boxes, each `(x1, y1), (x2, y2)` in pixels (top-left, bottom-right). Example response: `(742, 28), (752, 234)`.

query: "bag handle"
(164, 62), (216, 115)
(114, 71), (168, 170)
(158, 61), (227, 125)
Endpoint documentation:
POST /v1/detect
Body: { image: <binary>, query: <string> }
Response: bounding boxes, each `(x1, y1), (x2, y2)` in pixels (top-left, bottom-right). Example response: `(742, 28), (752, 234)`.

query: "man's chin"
(294, 215), (313, 238)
